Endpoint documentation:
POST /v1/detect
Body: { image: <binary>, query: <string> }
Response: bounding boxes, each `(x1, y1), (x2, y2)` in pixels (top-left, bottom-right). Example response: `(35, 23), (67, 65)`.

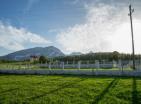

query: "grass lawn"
(0, 75), (141, 104)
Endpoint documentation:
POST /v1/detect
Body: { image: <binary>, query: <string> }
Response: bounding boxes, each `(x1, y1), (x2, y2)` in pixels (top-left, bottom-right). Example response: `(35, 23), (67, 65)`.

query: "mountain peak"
(46, 46), (58, 49)
(46, 46), (56, 48)
(0, 46), (65, 60)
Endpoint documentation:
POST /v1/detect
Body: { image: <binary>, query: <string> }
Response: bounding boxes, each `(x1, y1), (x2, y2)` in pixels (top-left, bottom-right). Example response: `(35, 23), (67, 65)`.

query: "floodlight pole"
(129, 4), (135, 70)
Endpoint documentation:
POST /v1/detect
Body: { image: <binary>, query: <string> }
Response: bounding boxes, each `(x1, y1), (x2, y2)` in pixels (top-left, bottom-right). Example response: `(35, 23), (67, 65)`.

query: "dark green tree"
(39, 56), (47, 64)
(112, 51), (119, 61)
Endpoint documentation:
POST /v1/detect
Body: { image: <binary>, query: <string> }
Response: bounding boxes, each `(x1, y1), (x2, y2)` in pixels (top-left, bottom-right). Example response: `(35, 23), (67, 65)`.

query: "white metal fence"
(0, 60), (141, 70)
(38, 60), (141, 70)
(0, 69), (141, 77)
(0, 60), (141, 76)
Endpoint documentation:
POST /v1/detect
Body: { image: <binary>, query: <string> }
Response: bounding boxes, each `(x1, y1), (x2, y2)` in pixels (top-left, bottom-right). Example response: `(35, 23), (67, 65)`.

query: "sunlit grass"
(0, 75), (141, 104)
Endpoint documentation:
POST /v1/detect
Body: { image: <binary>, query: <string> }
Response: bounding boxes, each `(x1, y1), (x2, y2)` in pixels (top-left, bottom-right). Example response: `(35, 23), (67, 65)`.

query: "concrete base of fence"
(0, 69), (141, 77)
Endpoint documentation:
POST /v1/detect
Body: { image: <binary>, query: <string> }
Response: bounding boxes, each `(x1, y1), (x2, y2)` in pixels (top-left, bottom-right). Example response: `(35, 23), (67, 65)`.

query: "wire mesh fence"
(0, 60), (140, 70)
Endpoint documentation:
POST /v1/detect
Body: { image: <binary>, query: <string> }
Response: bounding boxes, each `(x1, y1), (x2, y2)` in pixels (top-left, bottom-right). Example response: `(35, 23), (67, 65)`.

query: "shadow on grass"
(132, 78), (141, 104)
(0, 88), (19, 102)
(0, 88), (19, 94)
(26, 78), (86, 101)
(92, 78), (119, 104)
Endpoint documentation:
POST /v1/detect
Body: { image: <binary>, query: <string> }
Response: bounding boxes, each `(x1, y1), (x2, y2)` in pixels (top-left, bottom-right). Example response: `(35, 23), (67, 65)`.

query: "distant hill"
(69, 52), (83, 56)
(0, 46), (65, 60)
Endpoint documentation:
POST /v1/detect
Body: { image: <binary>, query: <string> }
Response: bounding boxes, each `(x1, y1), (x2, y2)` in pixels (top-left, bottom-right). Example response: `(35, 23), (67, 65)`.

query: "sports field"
(0, 75), (141, 104)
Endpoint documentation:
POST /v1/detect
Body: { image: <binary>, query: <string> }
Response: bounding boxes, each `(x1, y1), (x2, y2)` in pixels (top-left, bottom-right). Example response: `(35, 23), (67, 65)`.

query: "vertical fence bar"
(78, 61), (81, 70)
(62, 62), (64, 70)
(95, 60), (100, 70)
(118, 60), (122, 71)
(49, 62), (51, 70)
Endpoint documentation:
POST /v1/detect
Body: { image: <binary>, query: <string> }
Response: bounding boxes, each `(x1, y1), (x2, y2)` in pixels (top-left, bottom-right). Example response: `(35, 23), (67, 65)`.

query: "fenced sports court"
(0, 60), (141, 76)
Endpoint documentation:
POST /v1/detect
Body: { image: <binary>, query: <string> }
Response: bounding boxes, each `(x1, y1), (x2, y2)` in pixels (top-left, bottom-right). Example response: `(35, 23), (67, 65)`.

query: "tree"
(112, 51), (119, 61)
(39, 56), (47, 64)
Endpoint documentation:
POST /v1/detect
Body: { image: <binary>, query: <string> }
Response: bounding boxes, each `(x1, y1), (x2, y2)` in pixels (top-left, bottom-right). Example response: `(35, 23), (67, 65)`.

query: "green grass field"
(0, 75), (141, 104)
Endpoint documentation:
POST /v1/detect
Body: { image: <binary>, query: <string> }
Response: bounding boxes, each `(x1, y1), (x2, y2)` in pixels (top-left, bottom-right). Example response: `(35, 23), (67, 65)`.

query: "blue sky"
(0, 0), (87, 55)
(0, 0), (141, 55)
(0, 0), (85, 40)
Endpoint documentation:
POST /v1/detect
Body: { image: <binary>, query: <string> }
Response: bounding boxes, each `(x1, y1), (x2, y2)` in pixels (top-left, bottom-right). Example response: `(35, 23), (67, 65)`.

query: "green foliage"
(0, 59), (17, 63)
(39, 56), (47, 63)
(55, 51), (141, 62)
(112, 51), (119, 61)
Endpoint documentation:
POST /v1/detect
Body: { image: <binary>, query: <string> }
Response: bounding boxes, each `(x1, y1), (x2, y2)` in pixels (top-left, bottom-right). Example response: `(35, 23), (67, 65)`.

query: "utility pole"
(129, 4), (135, 70)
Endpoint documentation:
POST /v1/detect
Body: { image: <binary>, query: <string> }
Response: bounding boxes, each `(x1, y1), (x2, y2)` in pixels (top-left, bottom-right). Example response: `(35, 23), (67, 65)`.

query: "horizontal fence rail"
(0, 69), (141, 77)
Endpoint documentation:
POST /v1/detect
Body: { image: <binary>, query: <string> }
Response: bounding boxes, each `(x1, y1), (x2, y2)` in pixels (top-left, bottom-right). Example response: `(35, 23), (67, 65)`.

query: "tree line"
(1, 51), (141, 64)
(53, 51), (141, 63)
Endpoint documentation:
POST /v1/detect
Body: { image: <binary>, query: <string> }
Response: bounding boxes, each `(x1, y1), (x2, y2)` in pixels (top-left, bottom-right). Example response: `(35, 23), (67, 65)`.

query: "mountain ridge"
(0, 46), (65, 60)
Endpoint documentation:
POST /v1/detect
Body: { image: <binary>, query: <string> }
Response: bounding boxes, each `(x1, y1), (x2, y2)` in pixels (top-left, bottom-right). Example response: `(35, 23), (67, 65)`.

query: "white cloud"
(57, 3), (141, 54)
(109, 19), (141, 54)
(0, 22), (51, 51)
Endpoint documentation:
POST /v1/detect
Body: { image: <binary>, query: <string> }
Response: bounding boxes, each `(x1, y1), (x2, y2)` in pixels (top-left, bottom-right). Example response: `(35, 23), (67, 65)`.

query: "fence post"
(87, 60), (89, 68)
(7, 64), (8, 69)
(67, 61), (68, 65)
(139, 59), (141, 70)
(56, 61), (59, 69)
(29, 63), (31, 69)
(46, 61), (48, 68)
(95, 60), (100, 69)
(73, 60), (75, 68)
(78, 61), (81, 70)
(49, 62), (51, 70)
(129, 60), (133, 69)
(6, 64), (8, 69)
(62, 62), (64, 70)
(26, 63), (28, 69)
(113, 60), (117, 68)
(18, 64), (21, 70)
(118, 60), (122, 70)
(102, 60), (105, 64)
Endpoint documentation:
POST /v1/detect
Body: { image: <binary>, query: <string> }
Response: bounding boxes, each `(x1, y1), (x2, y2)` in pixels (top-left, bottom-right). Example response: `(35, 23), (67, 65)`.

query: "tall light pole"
(129, 4), (135, 70)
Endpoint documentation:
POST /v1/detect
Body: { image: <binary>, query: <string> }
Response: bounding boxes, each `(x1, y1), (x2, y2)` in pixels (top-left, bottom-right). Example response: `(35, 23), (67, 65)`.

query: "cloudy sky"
(0, 0), (141, 55)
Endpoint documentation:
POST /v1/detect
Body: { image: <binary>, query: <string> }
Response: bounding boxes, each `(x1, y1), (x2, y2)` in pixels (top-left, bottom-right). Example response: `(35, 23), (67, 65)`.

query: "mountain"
(69, 52), (83, 56)
(0, 46), (65, 60)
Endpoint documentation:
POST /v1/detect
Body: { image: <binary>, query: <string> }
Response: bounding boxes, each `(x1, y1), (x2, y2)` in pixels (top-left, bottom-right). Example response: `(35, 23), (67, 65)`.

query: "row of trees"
(1, 51), (141, 64)
(0, 56), (49, 64)
(54, 51), (141, 62)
